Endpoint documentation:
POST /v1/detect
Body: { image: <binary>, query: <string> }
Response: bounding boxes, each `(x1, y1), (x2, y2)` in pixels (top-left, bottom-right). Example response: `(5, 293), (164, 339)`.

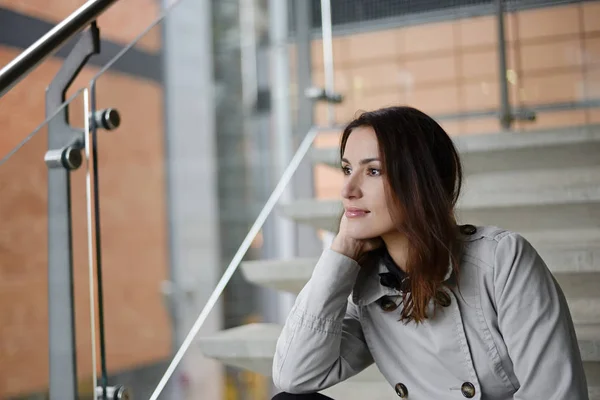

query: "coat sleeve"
(494, 232), (589, 400)
(272, 249), (374, 394)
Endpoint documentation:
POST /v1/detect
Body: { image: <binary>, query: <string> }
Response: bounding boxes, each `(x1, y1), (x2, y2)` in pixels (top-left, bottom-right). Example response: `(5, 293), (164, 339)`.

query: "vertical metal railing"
(496, 0), (512, 130)
(44, 24), (100, 400)
(320, 0), (336, 126)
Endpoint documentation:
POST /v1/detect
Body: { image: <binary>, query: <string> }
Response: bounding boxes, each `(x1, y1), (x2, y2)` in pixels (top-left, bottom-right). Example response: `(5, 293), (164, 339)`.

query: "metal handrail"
(0, 0), (119, 98)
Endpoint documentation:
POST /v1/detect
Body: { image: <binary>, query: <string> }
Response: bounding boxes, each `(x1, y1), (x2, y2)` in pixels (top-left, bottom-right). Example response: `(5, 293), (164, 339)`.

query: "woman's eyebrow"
(341, 157), (380, 165)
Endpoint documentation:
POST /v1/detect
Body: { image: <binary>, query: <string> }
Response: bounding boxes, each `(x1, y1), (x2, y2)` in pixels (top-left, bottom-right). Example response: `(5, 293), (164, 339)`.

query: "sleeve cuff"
(310, 248), (361, 293)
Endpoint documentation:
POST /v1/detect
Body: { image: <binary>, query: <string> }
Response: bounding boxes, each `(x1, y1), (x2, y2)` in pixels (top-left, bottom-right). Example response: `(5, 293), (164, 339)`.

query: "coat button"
(379, 297), (399, 312)
(461, 382), (476, 398)
(460, 224), (477, 235)
(394, 382), (408, 398)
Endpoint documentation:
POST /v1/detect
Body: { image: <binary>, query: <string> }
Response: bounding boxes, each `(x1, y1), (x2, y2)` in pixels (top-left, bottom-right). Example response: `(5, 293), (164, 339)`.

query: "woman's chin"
(346, 224), (380, 241)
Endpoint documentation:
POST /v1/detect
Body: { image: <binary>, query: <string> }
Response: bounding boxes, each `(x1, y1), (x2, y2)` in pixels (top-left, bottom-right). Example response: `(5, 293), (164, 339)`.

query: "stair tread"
(198, 322), (600, 363)
(199, 325), (600, 390)
(311, 125), (600, 173)
(242, 228), (600, 293)
(453, 125), (600, 153)
(280, 197), (600, 233)
(283, 181), (600, 213)
(242, 258), (600, 292)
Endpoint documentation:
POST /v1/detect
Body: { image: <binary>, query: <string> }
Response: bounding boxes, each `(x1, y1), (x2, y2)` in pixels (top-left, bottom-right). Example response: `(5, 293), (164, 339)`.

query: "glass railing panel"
(0, 89), (95, 399)
(87, 16), (174, 400)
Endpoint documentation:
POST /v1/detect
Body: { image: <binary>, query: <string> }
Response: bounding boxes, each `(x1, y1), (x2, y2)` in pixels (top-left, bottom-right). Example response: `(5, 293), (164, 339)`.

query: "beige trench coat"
(272, 226), (589, 399)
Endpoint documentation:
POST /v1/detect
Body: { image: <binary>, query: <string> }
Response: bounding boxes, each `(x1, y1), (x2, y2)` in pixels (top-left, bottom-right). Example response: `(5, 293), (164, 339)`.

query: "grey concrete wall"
(163, 0), (223, 397)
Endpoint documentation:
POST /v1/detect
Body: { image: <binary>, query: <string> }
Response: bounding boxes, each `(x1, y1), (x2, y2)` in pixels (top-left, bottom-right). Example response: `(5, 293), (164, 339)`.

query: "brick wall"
(0, 0), (160, 50)
(0, 1), (171, 397)
(312, 2), (600, 200)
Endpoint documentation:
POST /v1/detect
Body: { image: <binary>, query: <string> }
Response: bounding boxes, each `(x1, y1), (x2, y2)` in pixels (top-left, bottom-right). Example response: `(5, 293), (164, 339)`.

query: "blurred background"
(1, 0), (600, 399)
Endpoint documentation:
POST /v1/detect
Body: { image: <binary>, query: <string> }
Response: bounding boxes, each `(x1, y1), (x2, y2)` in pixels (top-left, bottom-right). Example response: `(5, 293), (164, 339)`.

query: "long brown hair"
(340, 106), (463, 323)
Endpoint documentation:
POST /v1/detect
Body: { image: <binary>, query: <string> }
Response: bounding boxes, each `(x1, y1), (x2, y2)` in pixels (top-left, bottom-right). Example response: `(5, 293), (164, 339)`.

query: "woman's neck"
(381, 232), (410, 272)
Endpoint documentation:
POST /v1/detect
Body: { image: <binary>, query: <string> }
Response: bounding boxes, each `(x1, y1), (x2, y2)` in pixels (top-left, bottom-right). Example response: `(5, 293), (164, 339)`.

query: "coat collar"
(351, 245), (458, 307)
(351, 225), (483, 306)
(351, 259), (400, 306)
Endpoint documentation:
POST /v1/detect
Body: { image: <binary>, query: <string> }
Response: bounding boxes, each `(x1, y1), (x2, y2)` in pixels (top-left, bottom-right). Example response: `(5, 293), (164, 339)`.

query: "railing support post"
(45, 23), (99, 400)
(496, 0), (512, 130)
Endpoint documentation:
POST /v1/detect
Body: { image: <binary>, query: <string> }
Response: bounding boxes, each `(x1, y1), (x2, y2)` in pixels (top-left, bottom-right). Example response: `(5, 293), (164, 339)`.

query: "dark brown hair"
(340, 106), (463, 323)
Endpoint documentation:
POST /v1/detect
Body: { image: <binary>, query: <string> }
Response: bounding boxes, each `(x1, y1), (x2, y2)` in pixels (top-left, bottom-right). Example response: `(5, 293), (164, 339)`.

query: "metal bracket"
(95, 385), (132, 400)
(44, 146), (83, 170)
(44, 106), (120, 170)
(160, 280), (196, 324)
(512, 109), (537, 123)
(45, 23), (100, 400)
(497, 108), (537, 129)
(46, 23), (100, 167)
(161, 279), (195, 302)
(304, 86), (343, 104)
(93, 107), (121, 130)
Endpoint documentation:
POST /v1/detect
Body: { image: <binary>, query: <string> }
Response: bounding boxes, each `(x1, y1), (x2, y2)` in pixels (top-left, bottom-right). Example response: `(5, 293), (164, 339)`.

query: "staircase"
(198, 125), (600, 399)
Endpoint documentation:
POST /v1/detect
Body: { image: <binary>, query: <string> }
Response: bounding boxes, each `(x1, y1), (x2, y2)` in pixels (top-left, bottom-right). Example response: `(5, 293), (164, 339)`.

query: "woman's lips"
(345, 208), (370, 218)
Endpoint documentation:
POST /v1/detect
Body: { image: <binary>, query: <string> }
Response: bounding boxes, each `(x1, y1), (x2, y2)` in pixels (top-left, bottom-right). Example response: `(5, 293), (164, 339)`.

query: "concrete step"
(278, 198), (342, 232)
(310, 125), (600, 174)
(586, 362), (600, 400)
(198, 323), (600, 392)
(458, 167), (600, 209)
(319, 373), (600, 400)
(578, 325), (600, 362)
(242, 229), (600, 294)
(286, 159), (600, 232)
(556, 268), (600, 327)
(241, 257), (317, 294)
(198, 323), (279, 376)
(526, 229), (600, 273)
(319, 381), (394, 400)
(306, 377), (600, 400)
(241, 262), (600, 325)
(196, 323), (381, 381)
(241, 257), (600, 295)
(279, 185), (600, 233)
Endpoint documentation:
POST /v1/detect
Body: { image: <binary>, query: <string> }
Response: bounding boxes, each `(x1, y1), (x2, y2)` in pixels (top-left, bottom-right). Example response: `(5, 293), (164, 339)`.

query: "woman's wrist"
(330, 236), (362, 261)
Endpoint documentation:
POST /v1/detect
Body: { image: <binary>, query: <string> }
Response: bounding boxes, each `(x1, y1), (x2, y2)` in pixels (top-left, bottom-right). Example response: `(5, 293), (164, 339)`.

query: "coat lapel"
(352, 259), (399, 306)
(351, 254), (455, 306)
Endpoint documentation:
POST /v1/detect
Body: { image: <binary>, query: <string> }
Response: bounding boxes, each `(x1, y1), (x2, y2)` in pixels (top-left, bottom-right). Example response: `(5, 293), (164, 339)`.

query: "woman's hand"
(330, 215), (383, 261)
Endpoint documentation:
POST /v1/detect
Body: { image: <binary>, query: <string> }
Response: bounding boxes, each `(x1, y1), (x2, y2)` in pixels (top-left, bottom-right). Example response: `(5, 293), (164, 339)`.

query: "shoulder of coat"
(458, 225), (519, 269)
(459, 224), (513, 243)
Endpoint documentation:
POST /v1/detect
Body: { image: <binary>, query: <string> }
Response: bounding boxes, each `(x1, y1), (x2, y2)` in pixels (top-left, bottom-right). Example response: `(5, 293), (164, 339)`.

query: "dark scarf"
(377, 247), (411, 293)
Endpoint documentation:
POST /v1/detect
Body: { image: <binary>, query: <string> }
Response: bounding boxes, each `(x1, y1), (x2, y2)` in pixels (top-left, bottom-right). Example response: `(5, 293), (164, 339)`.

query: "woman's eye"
(368, 168), (381, 176)
(341, 166), (351, 175)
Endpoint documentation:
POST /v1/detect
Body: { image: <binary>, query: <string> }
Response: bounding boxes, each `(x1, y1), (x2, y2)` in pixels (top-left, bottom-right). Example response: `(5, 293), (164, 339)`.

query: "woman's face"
(341, 126), (397, 240)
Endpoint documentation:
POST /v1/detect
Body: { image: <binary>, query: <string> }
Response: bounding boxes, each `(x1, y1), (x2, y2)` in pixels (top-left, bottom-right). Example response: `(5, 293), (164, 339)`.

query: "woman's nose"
(341, 174), (362, 199)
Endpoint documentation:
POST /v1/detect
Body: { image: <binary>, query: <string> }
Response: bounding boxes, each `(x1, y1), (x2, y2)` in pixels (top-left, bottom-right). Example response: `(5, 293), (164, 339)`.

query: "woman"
(271, 106), (588, 399)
